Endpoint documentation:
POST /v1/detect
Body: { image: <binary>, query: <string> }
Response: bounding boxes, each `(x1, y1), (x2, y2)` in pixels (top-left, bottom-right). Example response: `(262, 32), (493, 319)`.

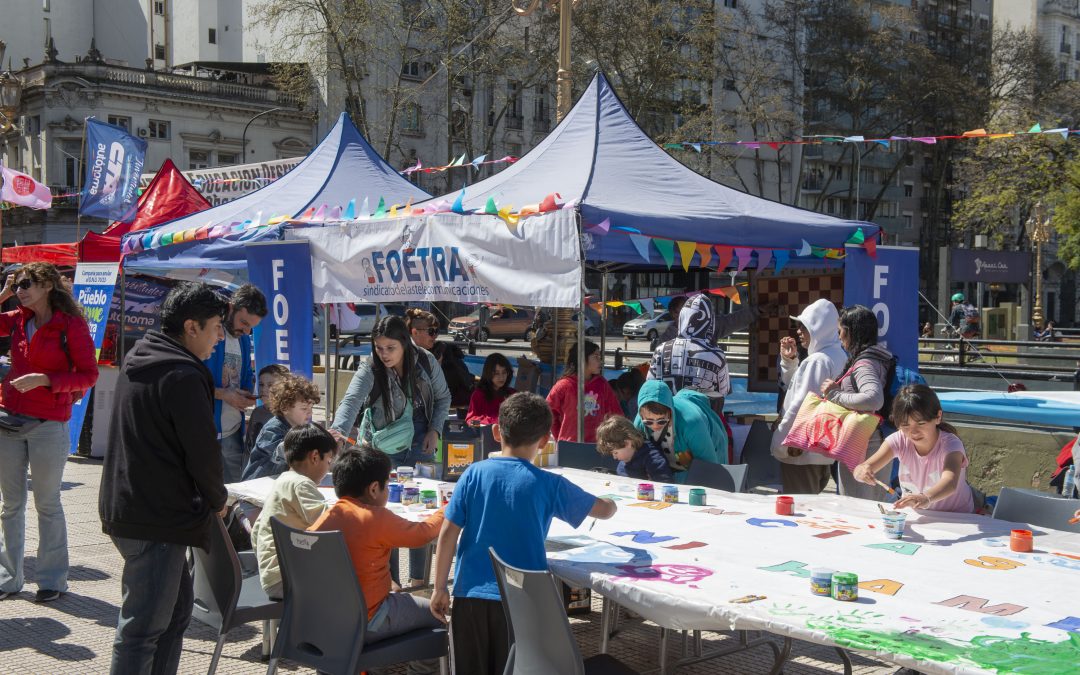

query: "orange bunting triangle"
(962, 128), (988, 137)
(538, 192), (561, 213)
(519, 204), (540, 217)
(714, 245), (734, 271)
(676, 241), (697, 272)
(695, 244), (713, 269)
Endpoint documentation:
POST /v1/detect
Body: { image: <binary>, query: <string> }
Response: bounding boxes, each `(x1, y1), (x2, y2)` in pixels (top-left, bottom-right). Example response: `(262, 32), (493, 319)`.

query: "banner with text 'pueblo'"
(80, 118), (147, 223)
(844, 245), (919, 372)
(245, 240), (313, 379)
(68, 262), (119, 454)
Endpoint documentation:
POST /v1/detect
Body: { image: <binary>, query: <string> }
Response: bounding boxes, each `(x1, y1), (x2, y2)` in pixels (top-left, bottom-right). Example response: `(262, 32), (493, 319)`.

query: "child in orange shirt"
(309, 444), (443, 673)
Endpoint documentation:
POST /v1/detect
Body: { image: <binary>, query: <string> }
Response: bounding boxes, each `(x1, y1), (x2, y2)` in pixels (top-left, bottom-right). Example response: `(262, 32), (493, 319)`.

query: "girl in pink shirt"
(854, 384), (975, 513)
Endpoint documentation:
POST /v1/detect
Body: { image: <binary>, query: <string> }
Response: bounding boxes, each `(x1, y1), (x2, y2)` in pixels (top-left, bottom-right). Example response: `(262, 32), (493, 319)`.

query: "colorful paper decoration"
(735, 248), (754, 272)
(774, 249), (790, 274)
(629, 234), (652, 263)
(695, 243), (713, 269)
(714, 246), (734, 271)
(653, 239), (676, 269)
(677, 241), (697, 272)
(586, 217), (611, 235)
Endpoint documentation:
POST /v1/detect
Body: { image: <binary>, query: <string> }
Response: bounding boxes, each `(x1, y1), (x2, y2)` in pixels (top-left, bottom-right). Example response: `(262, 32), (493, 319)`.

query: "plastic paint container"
(661, 485), (679, 503)
(688, 488), (707, 506)
(401, 486), (420, 506)
(881, 511), (907, 540)
(1010, 529), (1033, 552)
(832, 573), (859, 601)
(420, 490), (438, 509)
(637, 483), (655, 501)
(775, 495), (795, 516)
(810, 568), (834, 597)
(397, 466), (415, 482)
(388, 483), (403, 503)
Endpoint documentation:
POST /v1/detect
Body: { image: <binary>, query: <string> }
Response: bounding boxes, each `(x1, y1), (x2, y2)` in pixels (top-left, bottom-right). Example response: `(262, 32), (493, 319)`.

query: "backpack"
(880, 356), (927, 420)
(961, 304), (980, 326)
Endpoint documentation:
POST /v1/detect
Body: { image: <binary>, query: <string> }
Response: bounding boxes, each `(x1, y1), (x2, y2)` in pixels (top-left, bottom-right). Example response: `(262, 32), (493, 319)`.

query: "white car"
(622, 310), (674, 341)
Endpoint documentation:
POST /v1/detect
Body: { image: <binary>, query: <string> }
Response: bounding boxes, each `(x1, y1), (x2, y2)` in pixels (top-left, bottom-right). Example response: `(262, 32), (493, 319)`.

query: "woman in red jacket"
(547, 340), (622, 443)
(466, 352), (515, 426)
(0, 263), (98, 603)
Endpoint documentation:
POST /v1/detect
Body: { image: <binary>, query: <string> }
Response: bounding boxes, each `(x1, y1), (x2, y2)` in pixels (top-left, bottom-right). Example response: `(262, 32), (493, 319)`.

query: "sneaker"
(34, 589), (61, 603)
(0, 590), (15, 601)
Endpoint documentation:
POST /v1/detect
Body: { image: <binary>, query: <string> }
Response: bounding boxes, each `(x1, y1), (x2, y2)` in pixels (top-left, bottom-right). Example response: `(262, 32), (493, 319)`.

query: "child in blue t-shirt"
(430, 392), (617, 675)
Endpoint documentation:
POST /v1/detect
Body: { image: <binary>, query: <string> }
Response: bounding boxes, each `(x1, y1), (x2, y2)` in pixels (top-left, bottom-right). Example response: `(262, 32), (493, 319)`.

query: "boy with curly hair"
(241, 373), (321, 481)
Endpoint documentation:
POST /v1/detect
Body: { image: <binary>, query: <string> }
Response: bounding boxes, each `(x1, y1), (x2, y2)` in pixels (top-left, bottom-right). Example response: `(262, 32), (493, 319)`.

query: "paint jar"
(810, 568), (834, 597)
(661, 485), (679, 504)
(1009, 529), (1033, 552)
(388, 483), (403, 503)
(401, 486), (420, 506)
(881, 511), (907, 540)
(775, 495), (795, 516)
(637, 483), (655, 501)
(397, 466), (415, 482)
(832, 573), (859, 602)
(688, 488), (707, 506)
(436, 482), (454, 507)
(421, 490), (438, 509)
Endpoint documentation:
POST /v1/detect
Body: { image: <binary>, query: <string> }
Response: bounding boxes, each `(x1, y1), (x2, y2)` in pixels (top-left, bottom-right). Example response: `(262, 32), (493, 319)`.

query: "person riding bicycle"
(948, 293), (980, 339)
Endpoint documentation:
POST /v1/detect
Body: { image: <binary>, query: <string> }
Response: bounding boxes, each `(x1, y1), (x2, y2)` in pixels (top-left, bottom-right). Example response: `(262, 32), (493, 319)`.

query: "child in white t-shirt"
(854, 384), (976, 513)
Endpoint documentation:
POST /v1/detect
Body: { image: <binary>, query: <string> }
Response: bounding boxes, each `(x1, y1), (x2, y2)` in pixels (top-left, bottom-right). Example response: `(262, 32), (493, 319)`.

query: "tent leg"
(118, 267), (126, 365)
(323, 304), (331, 426)
(577, 261), (586, 443)
(600, 270), (608, 368)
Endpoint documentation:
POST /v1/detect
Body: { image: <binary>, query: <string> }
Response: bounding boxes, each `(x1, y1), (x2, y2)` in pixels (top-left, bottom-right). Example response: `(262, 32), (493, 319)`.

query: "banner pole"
(599, 270), (608, 368)
(76, 118), (87, 241)
(323, 303), (331, 426)
(117, 265), (126, 365)
(576, 214), (586, 443)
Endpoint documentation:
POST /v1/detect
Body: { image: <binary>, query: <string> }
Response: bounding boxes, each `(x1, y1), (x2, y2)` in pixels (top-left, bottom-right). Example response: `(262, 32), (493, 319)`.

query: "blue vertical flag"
(844, 245), (919, 371)
(80, 118), (147, 223)
(245, 241), (314, 378)
(67, 262), (120, 454)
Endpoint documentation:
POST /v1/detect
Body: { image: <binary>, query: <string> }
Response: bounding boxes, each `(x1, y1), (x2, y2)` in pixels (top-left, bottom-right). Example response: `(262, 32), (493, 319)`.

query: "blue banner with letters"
(844, 245), (919, 371)
(80, 118), (147, 223)
(245, 240), (313, 378)
(68, 263), (120, 454)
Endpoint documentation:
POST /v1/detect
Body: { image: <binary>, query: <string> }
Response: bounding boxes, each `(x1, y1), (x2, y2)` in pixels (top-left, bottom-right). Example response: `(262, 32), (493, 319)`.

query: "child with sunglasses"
(633, 380), (726, 481)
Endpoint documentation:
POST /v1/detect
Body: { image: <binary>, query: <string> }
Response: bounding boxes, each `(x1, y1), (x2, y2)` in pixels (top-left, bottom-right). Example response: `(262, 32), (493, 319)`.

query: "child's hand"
(852, 462), (876, 486)
(430, 588), (451, 624)
(895, 492), (930, 510)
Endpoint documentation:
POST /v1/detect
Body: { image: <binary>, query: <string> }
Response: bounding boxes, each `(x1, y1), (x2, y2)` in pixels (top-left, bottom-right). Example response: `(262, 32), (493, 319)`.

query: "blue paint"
(611, 530), (679, 544)
(1046, 616), (1080, 634)
(746, 518), (798, 528)
(981, 617), (1030, 630)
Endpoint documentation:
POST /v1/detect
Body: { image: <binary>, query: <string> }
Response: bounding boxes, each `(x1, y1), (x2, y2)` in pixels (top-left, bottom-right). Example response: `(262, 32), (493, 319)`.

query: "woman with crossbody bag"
(330, 314), (450, 588)
(819, 305), (894, 502)
(0, 263), (98, 603)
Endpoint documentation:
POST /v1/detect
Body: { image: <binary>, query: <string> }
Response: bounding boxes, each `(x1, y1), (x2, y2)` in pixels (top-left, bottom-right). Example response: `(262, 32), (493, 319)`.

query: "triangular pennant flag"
(518, 204), (540, 217)
(912, 137), (937, 144)
(327, 206), (341, 221)
(640, 298), (654, 315)
(653, 239), (676, 270)
(1028, 123), (1041, 134)
(773, 249), (790, 274)
(606, 301), (625, 308)
(1046, 127), (1069, 139)
(358, 197), (370, 219)
(538, 192), (561, 213)
(797, 239), (811, 256)
(343, 198), (356, 220)
(626, 301), (643, 315)
(729, 287), (742, 305)
(690, 143), (702, 153)
(251, 211), (263, 228)
(766, 142), (780, 151)
(586, 217), (610, 235)
(300, 207), (315, 221)
(676, 241), (697, 272)
(756, 249), (772, 271)
(873, 139), (889, 148)
(451, 188), (467, 214)
(373, 197), (386, 219)
(389, 204), (398, 218)
(628, 234), (652, 263)
(456, 153), (468, 166)
(482, 196), (498, 215)
(734, 247), (754, 272)
(961, 128), (988, 137)
(695, 243), (712, 269)
(714, 245), (734, 271)
(845, 228), (865, 245)
(470, 153), (487, 168)
(811, 246), (827, 258)
(497, 205), (520, 231)
(843, 136), (865, 143)
(864, 238), (877, 258)
(312, 205), (327, 221)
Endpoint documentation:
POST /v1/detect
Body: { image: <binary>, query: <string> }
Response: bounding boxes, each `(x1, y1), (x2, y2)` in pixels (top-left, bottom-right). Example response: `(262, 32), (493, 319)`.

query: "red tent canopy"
(2, 159), (210, 266)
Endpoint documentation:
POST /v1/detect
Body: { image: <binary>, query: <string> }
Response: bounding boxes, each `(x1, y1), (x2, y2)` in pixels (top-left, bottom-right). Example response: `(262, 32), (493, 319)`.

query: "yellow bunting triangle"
(676, 241), (697, 272)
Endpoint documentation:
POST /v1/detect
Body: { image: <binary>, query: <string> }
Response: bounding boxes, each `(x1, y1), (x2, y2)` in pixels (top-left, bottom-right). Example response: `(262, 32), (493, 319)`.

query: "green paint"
(758, 560), (811, 578)
(864, 542), (922, 556)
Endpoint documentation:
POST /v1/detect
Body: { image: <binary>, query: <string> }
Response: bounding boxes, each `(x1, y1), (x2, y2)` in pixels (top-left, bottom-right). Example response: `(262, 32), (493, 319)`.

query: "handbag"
(359, 398), (415, 455)
(781, 393), (881, 471)
(0, 409), (43, 436)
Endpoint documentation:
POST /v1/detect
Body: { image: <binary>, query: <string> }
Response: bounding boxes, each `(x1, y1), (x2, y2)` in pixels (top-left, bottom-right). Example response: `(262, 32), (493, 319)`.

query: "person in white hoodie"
(770, 299), (847, 494)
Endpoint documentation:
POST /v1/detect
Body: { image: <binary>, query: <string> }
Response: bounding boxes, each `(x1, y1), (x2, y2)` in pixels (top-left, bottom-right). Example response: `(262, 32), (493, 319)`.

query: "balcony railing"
(532, 116), (550, 132)
(505, 114), (523, 131)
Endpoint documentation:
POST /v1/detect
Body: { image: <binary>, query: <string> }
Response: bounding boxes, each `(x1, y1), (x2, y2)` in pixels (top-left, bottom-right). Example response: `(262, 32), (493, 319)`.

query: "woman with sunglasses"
(0, 263), (98, 603)
(407, 308), (473, 411)
(633, 379), (726, 481)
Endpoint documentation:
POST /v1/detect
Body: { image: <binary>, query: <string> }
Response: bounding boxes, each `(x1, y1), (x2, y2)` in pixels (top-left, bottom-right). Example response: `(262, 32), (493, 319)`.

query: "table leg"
(658, 627), (669, 675)
(834, 646), (853, 675)
(600, 597), (612, 654)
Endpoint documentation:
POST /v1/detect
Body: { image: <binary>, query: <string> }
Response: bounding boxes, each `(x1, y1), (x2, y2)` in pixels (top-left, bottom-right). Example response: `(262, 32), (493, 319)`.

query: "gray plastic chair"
(992, 487), (1080, 533)
(190, 515), (282, 675)
(266, 517), (448, 675)
(740, 420), (782, 489)
(685, 461), (749, 493)
(489, 548), (637, 675)
(557, 440), (618, 473)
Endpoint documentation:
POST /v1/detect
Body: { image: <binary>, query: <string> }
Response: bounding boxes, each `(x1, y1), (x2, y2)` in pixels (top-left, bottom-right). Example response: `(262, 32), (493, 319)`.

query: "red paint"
(814, 529), (851, 539)
(1009, 529), (1033, 553)
(776, 496), (795, 516)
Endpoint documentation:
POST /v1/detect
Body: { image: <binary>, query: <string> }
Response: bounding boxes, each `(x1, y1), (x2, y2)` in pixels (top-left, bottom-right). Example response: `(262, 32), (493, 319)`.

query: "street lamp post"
(241, 107), (285, 163)
(1027, 201), (1052, 331)
(0, 41), (25, 250)
(513, 0), (578, 122)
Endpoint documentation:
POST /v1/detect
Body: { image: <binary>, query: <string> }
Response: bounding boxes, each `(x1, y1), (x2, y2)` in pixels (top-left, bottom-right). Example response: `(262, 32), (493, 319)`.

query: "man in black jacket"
(100, 282), (229, 674)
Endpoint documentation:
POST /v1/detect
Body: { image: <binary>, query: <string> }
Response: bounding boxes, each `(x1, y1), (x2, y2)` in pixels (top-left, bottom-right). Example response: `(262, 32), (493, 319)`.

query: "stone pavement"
(0, 456), (906, 674)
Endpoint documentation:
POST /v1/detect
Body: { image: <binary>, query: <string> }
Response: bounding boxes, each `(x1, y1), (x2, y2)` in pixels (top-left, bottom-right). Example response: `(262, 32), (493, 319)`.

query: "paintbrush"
(1069, 516), (1080, 525)
(877, 503), (888, 515)
(873, 478), (896, 496)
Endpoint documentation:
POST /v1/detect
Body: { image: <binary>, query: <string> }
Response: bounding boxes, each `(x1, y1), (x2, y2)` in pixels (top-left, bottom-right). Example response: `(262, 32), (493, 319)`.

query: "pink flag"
(1, 165), (53, 210)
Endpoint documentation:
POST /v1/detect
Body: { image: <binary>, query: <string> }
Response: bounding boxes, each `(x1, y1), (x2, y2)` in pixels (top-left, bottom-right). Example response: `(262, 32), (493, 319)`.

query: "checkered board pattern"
(748, 272), (844, 392)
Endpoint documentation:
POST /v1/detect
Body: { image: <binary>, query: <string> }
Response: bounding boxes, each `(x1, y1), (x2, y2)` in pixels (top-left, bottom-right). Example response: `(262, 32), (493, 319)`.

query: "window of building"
(154, 43), (165, 60)
(723, 0), (737, 7)
(107, 115), (132, 131)
(43, 17), (51, 43)
(189, 149), (210, 170)
(63, 139), (81, 188)
(400, 103), (421, 134)
(507, 142), (522, 158)
(402, 51), (422, 80)
(533, 85), (549, 130)
(148, 119), (170, 139)
(903, 212), (913, 229)
(723, 78), (736, 91)
(154, 1), (164, 15)
(43, 0), (50, 11)
(208, 28), (217, 44)
(217, 151), (238, 165)
(508, 81), (523, 118)
(904, 183), (913, 197)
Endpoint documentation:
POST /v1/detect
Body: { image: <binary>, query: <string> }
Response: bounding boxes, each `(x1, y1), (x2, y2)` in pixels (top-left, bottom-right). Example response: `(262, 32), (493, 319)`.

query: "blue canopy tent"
(420, 72), (876, 267)
(123, 113), (431, 272)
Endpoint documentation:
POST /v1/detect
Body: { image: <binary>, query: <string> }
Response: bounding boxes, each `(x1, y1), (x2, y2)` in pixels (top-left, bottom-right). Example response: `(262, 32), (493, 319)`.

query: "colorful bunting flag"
(677, 241), (697, 272)
(797, 239), (811, 256)
(774, 249), (790, 274)
(695, 243), (713, 269)
(586, 217), (611, 235)
(629, 234), (652, 263)
(734, 247), (753, 272)
(714, 245), (734, 271)
(756, 248), (772, 272)
(845, 228), (865, 245)
(373, 197), (386, 219)
(343, 198), (356, 220)
(653, 239), (676, 270)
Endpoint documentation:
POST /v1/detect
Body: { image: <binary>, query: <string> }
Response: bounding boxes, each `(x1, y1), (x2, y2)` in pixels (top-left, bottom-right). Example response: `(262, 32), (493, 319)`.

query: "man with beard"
(205, 283), (267, 483)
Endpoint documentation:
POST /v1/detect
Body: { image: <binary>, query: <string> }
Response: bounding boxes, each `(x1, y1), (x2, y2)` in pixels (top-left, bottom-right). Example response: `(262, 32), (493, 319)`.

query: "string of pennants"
(660, 124), (1080, 153)
(589, 283), (753, 316)
(401, 154), (518, 175)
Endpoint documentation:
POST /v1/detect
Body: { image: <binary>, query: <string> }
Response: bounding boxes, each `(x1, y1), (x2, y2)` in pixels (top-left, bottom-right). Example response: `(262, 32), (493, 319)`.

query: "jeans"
(388, 414), (434, 585)
(0, 420), (70, 593)
(219, 430), (244, 484)
(110, 536), (192, 675)
(365, 593), (441, 674)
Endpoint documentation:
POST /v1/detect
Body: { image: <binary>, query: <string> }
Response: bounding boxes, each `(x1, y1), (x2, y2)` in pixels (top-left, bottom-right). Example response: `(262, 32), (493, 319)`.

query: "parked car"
(622, 309), (674, 341)
(448, 307), (535, 342)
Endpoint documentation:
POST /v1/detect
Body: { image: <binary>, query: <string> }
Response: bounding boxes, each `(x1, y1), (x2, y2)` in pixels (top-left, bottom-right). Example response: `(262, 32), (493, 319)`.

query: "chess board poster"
(749, 271), (844, 392)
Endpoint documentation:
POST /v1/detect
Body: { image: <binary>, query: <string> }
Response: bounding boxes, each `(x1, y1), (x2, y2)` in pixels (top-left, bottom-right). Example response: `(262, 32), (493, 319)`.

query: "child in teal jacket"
(634, 379), (727, 482)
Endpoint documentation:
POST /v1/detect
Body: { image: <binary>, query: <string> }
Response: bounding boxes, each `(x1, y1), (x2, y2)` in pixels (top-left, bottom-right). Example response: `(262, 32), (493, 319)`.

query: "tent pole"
(323, 303), (331, 426)
(117, 266), (126, 365)
(331, 307), (339, 418)
(599, 270), (608, 370)
(577, 224), (586, 443)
